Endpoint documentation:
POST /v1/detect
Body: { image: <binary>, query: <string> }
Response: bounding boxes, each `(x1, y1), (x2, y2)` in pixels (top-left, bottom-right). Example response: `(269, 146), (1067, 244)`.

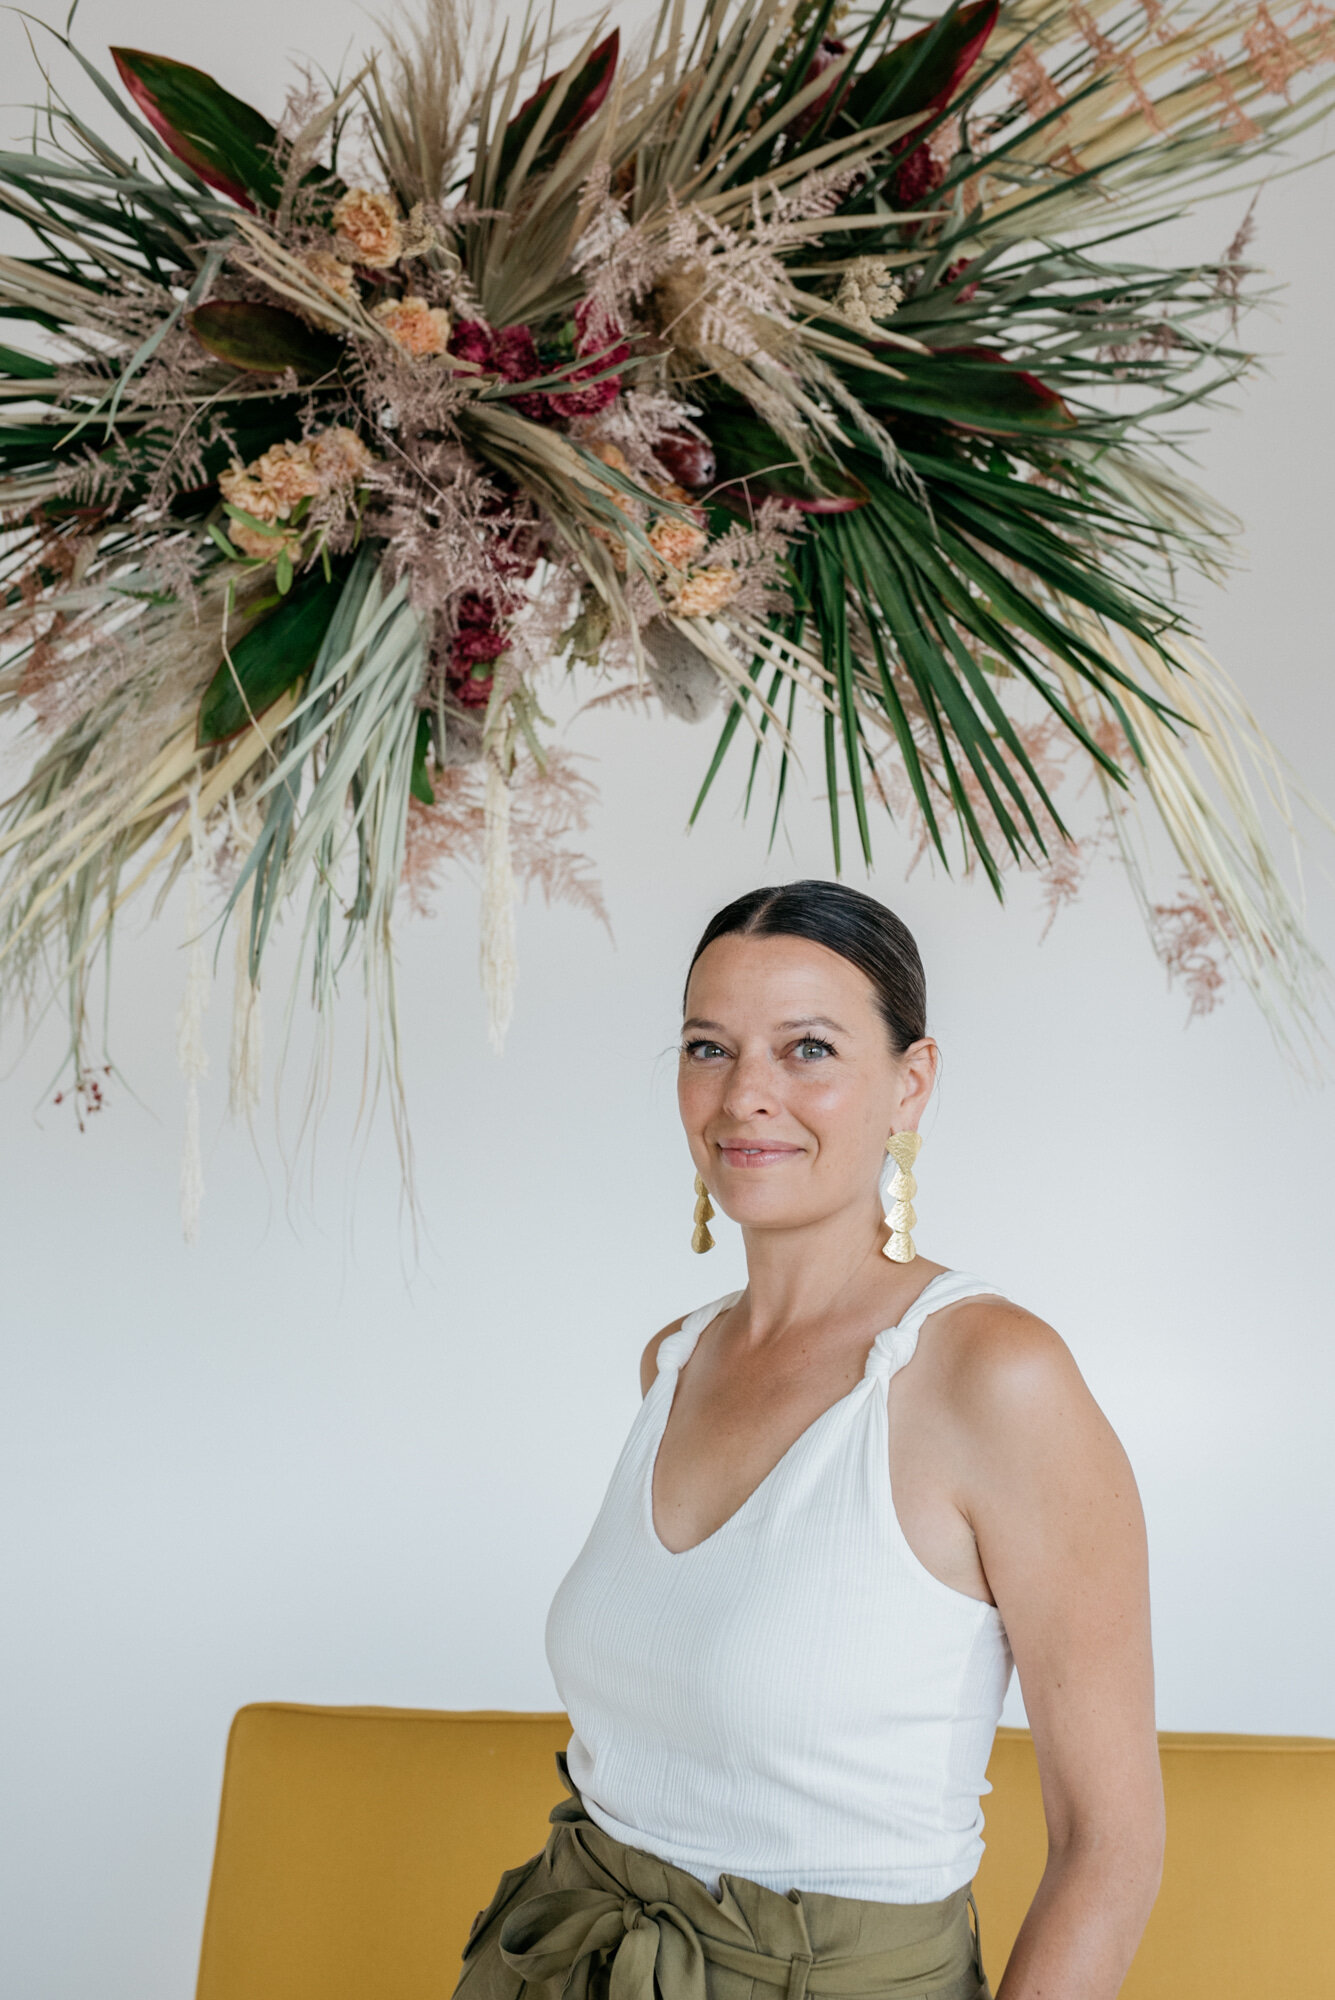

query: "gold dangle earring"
(691, 1173), (716, 1254)
(882, 1132), (922, 1263)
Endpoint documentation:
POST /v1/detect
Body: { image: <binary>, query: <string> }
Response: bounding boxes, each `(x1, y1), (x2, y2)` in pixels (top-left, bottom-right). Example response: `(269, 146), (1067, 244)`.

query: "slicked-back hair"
(684, 881), (927, 1055)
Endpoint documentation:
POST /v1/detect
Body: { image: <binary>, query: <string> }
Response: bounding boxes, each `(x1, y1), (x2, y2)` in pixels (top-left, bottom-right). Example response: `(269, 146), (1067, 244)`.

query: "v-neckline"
(645, 1269), (957, 1560)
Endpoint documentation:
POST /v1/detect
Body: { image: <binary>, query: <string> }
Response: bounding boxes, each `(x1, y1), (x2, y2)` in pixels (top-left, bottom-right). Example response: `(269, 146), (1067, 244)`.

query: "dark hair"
(684, 880), (927, 1055)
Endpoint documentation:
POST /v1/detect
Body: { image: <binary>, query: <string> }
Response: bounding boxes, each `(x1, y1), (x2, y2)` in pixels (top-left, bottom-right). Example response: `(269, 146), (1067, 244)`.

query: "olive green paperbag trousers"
(453, 1756), (991, 2000)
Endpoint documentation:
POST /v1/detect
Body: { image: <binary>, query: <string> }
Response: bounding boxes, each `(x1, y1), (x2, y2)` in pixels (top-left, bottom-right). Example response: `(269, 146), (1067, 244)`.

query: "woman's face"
(678, 932), (936, 1236)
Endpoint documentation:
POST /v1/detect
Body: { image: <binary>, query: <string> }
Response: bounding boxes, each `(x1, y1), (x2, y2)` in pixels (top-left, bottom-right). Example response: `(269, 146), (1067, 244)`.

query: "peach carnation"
(218, 464), (278, 523)
(219, 450), (313, 559)
(235, 519), (304, 560)
(217, 428), (373, 562)
(333, 188), (404, 269)
(216, 489), (301, 561)
(309, 426), (374, 484)
(374, 295), (451, 357)
(648, 517), (709, 568)
(674, 565), (740, 617)
(253, 442), (323, 510)
(217, 466), (287, 558)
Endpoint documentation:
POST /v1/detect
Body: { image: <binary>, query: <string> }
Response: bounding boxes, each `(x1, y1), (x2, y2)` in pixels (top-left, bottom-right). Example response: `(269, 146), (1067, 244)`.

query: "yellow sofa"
(195, 1705), (1334, 2000)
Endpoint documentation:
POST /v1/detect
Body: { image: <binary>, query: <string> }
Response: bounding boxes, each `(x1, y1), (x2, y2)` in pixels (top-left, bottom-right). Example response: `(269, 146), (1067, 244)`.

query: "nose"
(721, 1045), (781, 1122)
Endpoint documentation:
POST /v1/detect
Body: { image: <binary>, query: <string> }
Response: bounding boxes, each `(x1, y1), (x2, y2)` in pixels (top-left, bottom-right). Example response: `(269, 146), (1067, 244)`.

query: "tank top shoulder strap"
(864, 1269), (1007, 1383)
(654, 1290), (744, 1379)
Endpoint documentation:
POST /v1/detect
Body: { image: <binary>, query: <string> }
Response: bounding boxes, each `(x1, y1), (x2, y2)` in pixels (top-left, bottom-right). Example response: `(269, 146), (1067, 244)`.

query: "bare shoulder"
(932, 1294), (1112, 1451)
(639, 1317), (687, 1397)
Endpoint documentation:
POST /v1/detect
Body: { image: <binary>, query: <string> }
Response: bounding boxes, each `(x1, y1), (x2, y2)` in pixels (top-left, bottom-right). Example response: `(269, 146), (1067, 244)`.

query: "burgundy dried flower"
(448, 591), (509, 706)
(551, 301), (630, 418)
(448, 319), (550, 419)
(489, 324), (549, 420)
(451, 592), (509, 662)
(893, 141), (947, 208)
(792, 36), (850, 139)
(452, 674), (494, 709)
(492, 325), (541, 379)
(449, 319), (495, 370)
(656, 432), (716, 490)
(449, 309), (629, 426)
(451, 629), (507, 668)
(945, 258), (980, 303)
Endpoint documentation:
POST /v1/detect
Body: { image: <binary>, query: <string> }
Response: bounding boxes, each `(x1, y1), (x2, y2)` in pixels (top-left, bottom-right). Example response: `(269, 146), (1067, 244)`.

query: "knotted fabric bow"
(500, 1887), (710, 2000)
(497, 1875), (972, 2000)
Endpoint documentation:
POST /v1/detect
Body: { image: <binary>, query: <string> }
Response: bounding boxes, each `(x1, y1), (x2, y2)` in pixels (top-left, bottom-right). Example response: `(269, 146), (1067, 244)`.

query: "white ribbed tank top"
(545, 1269), (1015, 1904)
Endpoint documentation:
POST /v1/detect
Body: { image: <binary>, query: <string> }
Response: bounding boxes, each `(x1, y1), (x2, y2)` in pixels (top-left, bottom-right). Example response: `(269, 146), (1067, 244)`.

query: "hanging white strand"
(478, 661), (520, 1052)
(480, 749), (517, 1053)
(176, 776), (210, 1244)
(225, 793), (263, 1119)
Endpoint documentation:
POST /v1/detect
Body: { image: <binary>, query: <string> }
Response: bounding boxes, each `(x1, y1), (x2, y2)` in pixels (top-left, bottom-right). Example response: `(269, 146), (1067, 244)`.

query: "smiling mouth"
(716, 1143), (803, 1167)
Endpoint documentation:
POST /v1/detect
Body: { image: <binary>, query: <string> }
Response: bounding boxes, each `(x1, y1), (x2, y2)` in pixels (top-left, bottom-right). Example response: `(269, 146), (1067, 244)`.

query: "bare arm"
(957, 1306), (1164, 1999)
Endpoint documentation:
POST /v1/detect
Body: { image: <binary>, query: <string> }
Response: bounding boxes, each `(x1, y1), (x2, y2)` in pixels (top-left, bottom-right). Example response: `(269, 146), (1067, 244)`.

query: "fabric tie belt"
(498, 1884), (983, 2000)
(455, 1757), (990, 2000)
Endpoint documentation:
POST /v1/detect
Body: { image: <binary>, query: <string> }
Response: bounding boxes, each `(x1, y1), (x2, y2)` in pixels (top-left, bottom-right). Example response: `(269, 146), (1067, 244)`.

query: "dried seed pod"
(643, 617), (721, 722)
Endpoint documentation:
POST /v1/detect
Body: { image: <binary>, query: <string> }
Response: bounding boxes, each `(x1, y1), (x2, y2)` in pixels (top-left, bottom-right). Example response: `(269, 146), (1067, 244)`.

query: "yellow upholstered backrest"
(196, 1707), (1335, 2000)
(196, 1707), (572, 2000)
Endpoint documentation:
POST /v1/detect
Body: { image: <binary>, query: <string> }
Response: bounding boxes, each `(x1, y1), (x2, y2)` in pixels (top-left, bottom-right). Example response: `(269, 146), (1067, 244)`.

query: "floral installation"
(0, 0), (1332, 1223)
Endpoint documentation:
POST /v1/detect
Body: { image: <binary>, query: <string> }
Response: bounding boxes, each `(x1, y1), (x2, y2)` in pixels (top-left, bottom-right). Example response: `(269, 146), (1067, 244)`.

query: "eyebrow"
(681, 1015), (850, 1036)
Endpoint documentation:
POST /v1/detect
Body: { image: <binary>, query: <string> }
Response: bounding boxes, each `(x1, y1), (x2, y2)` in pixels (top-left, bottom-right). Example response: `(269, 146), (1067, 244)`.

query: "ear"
(896, 1037), (939, 1120)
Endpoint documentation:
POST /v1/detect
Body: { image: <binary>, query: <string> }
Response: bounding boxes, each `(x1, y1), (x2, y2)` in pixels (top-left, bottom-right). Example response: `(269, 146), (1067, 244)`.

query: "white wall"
(0, 5), (1331, 1996)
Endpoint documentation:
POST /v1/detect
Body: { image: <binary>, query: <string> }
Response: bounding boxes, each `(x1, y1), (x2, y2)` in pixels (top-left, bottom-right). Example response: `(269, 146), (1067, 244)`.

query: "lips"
(716, 1142), (804, 1169)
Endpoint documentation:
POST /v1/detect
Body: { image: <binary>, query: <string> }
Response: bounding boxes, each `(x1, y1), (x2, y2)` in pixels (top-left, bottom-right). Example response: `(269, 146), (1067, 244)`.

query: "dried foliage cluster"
(0, 0), (1332, 1217)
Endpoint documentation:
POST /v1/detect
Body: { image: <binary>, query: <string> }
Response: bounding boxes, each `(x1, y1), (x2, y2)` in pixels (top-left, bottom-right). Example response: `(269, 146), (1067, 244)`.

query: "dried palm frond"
(0, 0), (1331, 1221)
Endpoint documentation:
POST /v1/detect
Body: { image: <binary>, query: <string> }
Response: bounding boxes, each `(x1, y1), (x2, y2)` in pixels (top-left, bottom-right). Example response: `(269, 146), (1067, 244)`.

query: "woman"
(458, 881), (1165, 2000)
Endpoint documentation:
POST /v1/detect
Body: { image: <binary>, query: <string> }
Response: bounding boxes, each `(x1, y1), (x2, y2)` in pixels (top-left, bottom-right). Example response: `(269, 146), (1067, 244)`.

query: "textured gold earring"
(691, 1173), (716, 1254)
(882, 1131), (922, 1262)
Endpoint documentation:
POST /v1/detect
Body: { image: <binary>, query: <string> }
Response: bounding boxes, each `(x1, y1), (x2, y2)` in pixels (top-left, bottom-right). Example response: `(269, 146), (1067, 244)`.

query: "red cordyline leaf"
(845, 0), (1000, 135)
(500, 31), (620, 183)
(112, 49), (257, 209)
(935, 345), (1076, 429)
(922, 0), (999, 116)
(522, 28), (619, 128)
(714, 472), (869, 515)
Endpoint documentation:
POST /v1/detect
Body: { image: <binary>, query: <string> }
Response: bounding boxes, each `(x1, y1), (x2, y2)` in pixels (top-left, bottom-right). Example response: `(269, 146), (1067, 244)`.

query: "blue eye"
(795, 1037), (836, 1060)
(681, 1039), (727, 1061)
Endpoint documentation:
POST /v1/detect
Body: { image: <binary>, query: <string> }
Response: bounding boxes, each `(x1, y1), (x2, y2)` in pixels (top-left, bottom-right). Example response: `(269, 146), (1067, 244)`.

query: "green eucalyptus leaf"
(198, 566), (346, 745)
